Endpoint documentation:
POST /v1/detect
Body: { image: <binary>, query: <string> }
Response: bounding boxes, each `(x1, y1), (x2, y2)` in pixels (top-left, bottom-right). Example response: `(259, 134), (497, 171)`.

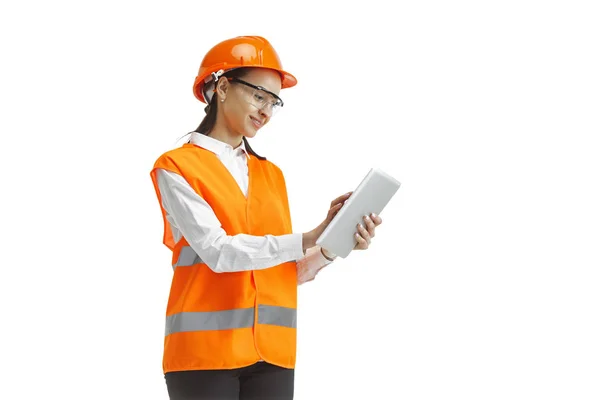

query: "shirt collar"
(189, 131), (249, 159)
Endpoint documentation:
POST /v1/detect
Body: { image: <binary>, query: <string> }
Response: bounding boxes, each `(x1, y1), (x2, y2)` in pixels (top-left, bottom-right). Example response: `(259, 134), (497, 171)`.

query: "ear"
(215, 77), (229, 101)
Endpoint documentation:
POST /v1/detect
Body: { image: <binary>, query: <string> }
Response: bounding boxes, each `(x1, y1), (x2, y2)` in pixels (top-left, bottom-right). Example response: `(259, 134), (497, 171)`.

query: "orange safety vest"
(150, 143), (298, 373)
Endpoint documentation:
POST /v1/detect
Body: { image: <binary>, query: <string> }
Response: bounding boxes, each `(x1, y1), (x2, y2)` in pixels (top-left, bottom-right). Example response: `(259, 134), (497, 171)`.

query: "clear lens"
(231, 80), (283, 116)
(246, 87), (282, 115)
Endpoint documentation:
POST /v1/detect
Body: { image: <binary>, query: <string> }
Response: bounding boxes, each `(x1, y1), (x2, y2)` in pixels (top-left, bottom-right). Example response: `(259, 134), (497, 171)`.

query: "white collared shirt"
(155, 132), (332, 284)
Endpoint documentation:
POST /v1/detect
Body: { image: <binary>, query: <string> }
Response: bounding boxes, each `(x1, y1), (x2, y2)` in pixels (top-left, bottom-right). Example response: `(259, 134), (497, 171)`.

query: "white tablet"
(316, 168), (401, 259)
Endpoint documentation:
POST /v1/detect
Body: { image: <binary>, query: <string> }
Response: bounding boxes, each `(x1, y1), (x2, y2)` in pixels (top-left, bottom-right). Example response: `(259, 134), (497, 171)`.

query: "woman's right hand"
(302, 191), (353, 250)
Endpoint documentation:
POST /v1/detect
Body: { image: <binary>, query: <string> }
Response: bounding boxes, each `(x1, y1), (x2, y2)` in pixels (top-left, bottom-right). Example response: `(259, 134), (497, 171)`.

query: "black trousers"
(164, 362), (295, 400)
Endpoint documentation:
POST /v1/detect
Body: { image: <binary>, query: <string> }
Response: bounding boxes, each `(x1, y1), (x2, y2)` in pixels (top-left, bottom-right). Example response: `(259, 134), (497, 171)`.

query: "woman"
(150, 35), (383, 399)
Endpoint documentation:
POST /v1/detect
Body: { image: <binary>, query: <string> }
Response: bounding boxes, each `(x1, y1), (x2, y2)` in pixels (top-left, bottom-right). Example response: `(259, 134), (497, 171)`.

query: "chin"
(244, 125), (259, 138)
(241, 129), (255, 139)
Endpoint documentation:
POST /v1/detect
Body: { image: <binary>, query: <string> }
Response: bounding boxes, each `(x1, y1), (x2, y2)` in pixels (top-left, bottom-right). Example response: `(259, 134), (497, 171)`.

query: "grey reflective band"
(258, 305), (297, 329)
(166, 305), (297, 336)
(165, 308), (254, 335)
(173, 246), (203, 268)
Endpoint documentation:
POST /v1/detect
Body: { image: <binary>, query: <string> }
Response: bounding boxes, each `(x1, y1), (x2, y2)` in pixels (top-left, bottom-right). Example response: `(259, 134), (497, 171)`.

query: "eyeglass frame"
(226, 76), (284, 110)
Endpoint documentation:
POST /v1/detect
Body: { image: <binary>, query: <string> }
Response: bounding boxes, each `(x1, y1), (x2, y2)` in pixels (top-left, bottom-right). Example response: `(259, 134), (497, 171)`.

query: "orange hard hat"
(192, 36), (297, 103)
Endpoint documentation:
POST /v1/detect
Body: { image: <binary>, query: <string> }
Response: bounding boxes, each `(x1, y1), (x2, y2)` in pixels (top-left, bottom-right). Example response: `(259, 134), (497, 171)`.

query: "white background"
(1, 0), (599, 399)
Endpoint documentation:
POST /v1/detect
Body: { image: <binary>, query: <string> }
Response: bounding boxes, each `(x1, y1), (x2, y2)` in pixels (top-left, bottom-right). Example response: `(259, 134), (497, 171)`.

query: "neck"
(208, 113), (244, 148)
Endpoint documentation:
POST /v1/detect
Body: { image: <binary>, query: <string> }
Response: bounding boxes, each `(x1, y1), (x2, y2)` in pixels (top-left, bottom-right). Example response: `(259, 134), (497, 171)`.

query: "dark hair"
(191, 68), (266, 160)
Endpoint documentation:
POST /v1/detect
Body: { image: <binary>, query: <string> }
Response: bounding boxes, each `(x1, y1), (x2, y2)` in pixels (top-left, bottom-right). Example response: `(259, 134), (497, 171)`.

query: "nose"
(259, 104), (272, 118)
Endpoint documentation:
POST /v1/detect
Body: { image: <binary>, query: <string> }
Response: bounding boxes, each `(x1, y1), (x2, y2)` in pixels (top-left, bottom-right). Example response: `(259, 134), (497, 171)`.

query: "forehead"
(240, 68), (282, 94)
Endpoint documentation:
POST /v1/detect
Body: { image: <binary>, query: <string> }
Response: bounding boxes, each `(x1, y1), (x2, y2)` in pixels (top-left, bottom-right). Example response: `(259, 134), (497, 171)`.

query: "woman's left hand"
(354, 213), (383, 250)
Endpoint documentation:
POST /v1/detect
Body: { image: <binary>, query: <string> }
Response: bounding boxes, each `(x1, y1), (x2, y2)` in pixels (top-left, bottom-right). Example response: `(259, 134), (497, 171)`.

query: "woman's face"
(219, 68), (283, 139)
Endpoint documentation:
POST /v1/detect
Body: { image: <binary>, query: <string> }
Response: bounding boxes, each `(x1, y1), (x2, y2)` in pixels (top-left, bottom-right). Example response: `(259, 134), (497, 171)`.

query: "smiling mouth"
(250, 116), (263, 129)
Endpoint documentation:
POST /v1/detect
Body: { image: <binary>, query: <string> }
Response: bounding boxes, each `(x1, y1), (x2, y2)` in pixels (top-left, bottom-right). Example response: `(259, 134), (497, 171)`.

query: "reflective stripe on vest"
(165, 305), (297, 335)
(173, 246), (203, 268)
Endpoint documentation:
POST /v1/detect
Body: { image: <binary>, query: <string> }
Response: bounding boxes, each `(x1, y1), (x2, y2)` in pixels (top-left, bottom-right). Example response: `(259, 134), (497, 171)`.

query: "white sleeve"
(155, 168), (305, 273)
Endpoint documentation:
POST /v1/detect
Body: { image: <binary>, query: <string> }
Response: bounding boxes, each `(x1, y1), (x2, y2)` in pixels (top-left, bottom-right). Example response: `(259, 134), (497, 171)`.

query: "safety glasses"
(228, 77), (284, 116)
